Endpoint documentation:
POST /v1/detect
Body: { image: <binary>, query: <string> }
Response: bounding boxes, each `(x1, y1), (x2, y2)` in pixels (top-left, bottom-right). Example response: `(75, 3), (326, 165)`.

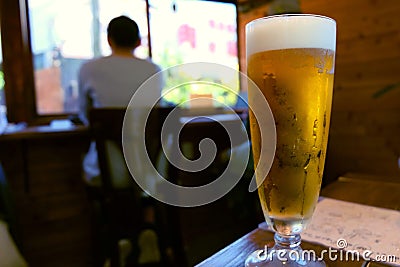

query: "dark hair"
(107, 16), (140, 48)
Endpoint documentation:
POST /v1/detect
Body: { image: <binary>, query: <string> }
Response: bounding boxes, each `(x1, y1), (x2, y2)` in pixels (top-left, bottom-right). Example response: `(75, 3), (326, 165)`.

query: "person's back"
(79, 16), (162, 125)
(79, 56), (161, 113)
(78, 15), (163, 186)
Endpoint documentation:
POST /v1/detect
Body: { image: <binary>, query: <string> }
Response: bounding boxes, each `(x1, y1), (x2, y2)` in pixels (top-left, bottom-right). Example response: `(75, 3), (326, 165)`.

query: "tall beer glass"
(245, 14), (336, 266)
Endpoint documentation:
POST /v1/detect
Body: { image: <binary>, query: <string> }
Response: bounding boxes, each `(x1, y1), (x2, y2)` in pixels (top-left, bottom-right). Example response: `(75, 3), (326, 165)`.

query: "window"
(1, 0), (239, 123)
(28, 0), (148, 115)
(149, 0), (239, 107)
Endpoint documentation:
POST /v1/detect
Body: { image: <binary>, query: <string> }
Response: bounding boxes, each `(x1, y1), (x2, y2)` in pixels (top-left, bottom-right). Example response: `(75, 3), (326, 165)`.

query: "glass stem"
(274, 232), (301, 250)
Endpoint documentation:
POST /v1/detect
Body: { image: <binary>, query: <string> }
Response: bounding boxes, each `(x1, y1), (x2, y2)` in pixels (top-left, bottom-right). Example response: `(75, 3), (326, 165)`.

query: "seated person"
(78, 16), (171, 266)
(78, 15), (164, 187)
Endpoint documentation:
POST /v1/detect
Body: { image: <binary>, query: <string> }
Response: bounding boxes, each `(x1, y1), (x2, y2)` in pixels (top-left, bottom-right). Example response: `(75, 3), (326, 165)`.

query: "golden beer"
(248, 48), (334, 234)
(246, 15), (336, 238)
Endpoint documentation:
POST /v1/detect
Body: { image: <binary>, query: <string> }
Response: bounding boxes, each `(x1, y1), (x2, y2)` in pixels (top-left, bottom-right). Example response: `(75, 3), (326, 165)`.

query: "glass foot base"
(245, 249), (326, 267)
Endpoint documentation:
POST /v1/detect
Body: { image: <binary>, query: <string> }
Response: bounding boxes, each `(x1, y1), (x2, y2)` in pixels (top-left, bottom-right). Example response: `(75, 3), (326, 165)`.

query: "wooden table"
(196, 174), (400, 267)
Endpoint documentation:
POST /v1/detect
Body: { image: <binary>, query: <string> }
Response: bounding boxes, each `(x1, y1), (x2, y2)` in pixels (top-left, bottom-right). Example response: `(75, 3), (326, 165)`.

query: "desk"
(196, 174), (400, 267)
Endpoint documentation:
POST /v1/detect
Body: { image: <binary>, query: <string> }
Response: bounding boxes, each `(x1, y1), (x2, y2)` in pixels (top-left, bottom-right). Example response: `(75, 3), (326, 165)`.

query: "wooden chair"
(88, 107), (139, 267)
(88, 106), (179, 267)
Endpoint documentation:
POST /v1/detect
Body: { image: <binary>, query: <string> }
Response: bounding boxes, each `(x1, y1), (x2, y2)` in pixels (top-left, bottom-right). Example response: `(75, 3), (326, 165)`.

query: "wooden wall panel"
(0, 132), (93, 267)
(300, 0), (400, 183)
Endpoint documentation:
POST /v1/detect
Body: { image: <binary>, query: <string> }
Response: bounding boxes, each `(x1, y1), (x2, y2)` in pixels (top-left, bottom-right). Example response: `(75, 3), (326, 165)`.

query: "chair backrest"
(89, 108), (128, 193)
(88, 106), (175, 194)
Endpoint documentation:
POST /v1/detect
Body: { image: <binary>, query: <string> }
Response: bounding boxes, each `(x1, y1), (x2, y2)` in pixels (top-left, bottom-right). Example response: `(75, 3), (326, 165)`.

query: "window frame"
(1, 0), (37, 123)
(0, 0), (241, 125)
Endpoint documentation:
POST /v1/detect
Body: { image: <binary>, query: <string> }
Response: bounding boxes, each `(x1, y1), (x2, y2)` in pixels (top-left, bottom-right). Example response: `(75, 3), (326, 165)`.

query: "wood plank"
(325, 153), (399, 178)
(330, 111), (400, 135)
(336, 32), (400, 64)
(335, 58), (399, 85)
(15, 194), (90, 224)
(328, 136), (396, 155)
(20, 216), (92, 253)
(331, 86), (400, 112)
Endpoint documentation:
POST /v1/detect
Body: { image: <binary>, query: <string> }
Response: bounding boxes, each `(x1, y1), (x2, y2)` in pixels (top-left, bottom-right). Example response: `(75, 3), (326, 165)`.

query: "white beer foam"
(246, 14), (336, 56)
